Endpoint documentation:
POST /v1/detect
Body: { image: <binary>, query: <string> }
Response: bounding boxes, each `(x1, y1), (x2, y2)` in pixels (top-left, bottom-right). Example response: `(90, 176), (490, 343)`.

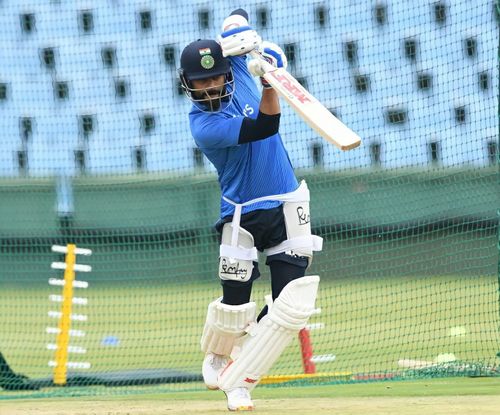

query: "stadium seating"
(0, 0), (496, 178)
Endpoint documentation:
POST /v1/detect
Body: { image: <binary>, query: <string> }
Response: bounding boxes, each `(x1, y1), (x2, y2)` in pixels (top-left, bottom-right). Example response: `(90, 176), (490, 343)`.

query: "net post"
(298, 328), (316, 374)
(53, 243), (76, 386)
(49, 244), (92, 386)
(497, 207), (500, 363)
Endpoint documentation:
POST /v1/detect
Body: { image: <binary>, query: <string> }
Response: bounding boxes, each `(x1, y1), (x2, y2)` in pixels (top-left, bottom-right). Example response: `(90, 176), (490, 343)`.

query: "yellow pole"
(53, 243), (76, 385)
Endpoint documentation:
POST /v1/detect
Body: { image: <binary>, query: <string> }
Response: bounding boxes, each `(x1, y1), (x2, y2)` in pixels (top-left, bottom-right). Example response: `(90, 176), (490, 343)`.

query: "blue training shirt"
(189, 55), (298, 219)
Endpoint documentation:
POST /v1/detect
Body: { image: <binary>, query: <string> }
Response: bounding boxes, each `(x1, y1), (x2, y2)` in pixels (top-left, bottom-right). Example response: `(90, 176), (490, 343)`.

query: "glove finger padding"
(259, 41), (288, 70)
(219, 14), (262, 57)
(247, 59), (266, 77)
(247, 59), (273, 89)
(247, 41), (288, 89)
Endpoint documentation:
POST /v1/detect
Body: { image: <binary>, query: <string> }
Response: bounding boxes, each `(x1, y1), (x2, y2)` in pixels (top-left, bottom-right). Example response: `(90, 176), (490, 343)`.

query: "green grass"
(3, 378), (500, 401)
(1, 272), (499, 399)
(108, 377), (500, 399)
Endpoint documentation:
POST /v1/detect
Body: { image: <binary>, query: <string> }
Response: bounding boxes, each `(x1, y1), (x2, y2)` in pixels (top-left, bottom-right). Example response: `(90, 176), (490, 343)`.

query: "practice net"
(0, 0), (499, 398)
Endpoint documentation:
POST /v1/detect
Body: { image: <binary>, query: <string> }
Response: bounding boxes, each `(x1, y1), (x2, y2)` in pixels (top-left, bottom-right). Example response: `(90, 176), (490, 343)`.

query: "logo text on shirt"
(243, 104), (254, 117)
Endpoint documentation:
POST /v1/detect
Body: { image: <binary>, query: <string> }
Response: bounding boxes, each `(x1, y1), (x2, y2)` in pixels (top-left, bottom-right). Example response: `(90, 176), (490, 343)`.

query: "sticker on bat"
(269, 72), (312, 104)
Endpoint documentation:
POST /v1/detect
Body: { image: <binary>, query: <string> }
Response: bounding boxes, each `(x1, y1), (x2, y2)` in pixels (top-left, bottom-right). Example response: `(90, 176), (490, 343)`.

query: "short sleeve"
(190, 112), (244, 149)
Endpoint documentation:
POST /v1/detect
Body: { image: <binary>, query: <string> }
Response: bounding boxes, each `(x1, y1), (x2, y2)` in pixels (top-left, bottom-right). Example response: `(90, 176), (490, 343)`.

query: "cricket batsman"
(178, 9), (322, 411)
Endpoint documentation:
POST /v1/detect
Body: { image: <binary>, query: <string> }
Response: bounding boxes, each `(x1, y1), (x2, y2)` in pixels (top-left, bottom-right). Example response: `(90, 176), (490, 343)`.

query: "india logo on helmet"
(200, 54), (215, 69)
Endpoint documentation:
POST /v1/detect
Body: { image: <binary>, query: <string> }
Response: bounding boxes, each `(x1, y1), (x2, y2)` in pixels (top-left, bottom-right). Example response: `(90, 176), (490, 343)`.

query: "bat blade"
(250, 51), (361, 151)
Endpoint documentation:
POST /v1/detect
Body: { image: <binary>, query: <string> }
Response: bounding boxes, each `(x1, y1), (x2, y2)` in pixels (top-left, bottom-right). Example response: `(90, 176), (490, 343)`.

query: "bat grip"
(249, 50), (275, 74)
(249, 50), (262, 59)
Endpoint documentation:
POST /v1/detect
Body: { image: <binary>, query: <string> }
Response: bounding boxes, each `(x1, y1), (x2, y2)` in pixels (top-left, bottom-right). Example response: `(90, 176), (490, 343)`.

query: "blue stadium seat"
(0, 0), (497, 176)
(26, 111), (76, 177)
(85, 110), (136, 174)
(0, 112), (20, 177)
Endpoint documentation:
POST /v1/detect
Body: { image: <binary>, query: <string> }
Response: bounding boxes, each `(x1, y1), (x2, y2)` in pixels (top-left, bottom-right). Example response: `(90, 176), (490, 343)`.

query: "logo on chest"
(242, 104), (254, 117)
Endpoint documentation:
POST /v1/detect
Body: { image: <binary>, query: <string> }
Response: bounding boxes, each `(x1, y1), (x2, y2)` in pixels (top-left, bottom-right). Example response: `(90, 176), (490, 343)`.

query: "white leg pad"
(200, 297), (256, 356)
(217, 275), (320, 391)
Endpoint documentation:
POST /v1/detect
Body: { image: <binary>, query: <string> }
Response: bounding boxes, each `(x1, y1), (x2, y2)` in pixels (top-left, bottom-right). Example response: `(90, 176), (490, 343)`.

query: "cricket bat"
(249, 50), (361, 151)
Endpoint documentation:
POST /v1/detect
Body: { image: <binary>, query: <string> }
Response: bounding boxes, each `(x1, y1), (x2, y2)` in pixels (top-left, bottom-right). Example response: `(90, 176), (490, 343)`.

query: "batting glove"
(219, 13), (262, 57)
(248, 41), (288, 89)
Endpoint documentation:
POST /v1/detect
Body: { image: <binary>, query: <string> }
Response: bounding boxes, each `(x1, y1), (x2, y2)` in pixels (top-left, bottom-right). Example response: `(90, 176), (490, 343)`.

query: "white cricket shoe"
(202, 353), (230, 390)
(224, 387), (254, 411)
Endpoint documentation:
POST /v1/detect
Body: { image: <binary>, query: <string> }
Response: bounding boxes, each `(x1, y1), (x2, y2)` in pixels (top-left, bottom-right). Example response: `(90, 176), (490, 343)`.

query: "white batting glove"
(259, 41), (288, 70)
(218, 14), (262, 57)
(248, 41), (288, 89)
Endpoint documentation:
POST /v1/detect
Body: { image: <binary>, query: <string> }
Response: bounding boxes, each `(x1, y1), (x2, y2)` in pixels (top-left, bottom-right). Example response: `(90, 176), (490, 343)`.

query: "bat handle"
(249, 49), (275, 74)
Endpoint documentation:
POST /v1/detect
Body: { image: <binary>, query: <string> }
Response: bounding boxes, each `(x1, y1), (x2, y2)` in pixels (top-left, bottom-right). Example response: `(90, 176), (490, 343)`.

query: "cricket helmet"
(178, 39), (235, 111)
